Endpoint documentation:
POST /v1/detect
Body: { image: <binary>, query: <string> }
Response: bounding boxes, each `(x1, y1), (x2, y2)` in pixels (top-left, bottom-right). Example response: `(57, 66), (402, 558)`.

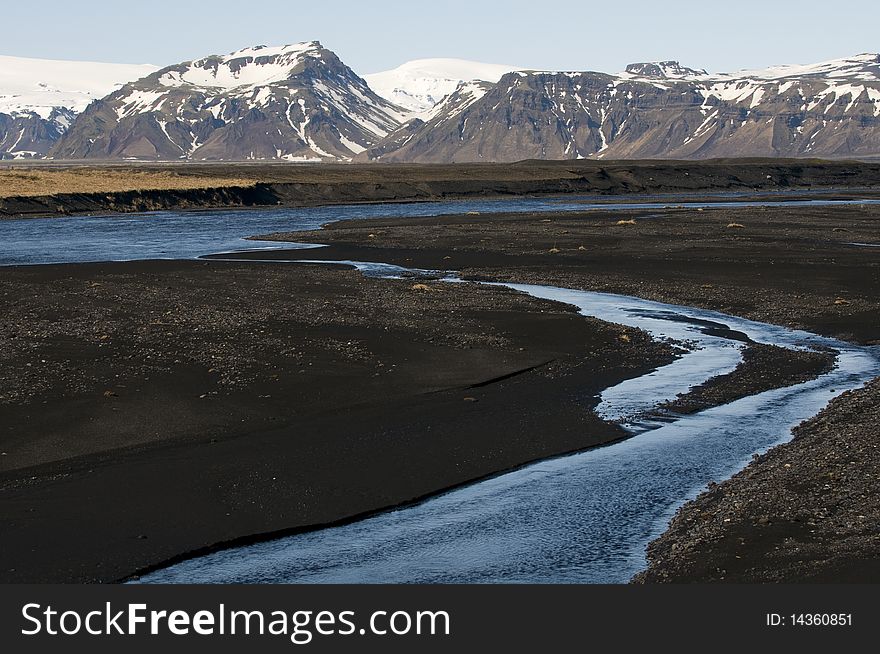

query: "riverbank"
(3, 159), (880, 218)
(634, 378), (880, 583)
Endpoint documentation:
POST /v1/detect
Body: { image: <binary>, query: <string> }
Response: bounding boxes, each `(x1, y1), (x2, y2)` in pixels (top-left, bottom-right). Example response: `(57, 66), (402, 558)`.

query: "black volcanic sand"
(0, 260), (676, 583)
(262, 201), (880, 344)
(252, 200), (880, 582)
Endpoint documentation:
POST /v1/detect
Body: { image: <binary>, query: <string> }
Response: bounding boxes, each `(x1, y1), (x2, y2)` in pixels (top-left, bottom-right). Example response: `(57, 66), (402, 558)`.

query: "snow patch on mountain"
(736, 53), (880, 81)
(364, 58), (524, 115)
(421, 80), (495, 122)
(0, 55), (157, 119)
(623, 61), (708, 80)
(616, 54), (880, 118)
(159, 42), (322, 90)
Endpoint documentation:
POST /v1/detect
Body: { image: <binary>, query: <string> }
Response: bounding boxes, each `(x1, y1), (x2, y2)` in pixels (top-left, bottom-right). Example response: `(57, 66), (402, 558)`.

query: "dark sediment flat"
(0, 260), (675, 583)
(3, 158), (880, 218)
(253, 199), (880, 582)
(264, 201), (880, 344)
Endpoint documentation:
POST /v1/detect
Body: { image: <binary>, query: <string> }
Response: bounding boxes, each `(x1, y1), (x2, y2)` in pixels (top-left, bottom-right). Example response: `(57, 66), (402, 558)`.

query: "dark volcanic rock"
(624, 61), (709, 79)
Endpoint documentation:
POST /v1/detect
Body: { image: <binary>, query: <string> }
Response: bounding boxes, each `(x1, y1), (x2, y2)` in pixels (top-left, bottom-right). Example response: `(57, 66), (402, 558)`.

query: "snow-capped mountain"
(0, 55), (157, 159)
(6, 46), (880, 162)
(364, 58), (524, 116)
(52, 42), (408, 161)
(365, 53), (880, 162)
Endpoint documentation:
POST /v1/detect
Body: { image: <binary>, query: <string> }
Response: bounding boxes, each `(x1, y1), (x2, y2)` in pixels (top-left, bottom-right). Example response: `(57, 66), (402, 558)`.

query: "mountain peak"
(152, 41), (330, 91)
(52, 41), (405, 161)
(0, 55), (157, 118)
(624, 61), (708, 79)
(222, 41), (324, 63)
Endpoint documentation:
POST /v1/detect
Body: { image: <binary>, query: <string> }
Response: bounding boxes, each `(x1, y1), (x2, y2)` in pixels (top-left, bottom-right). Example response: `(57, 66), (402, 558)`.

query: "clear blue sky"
(4, 0), (878, 74)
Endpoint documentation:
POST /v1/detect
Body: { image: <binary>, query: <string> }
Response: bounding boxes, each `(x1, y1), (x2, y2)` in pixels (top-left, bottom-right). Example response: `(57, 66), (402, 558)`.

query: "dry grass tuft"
(726, 223), (746, 229)
(616, 219), (637, 226)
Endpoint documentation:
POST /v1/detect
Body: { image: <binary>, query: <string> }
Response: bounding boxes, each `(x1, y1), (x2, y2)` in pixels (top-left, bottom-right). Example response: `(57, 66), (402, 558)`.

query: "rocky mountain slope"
(366, 54), (880, 162)
(52, 42), (408, 161)
(0, 55), (157, 159)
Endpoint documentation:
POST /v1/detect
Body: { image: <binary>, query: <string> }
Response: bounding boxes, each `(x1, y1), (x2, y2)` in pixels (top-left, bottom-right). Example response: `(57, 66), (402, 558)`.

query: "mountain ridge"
(3, 46), (880, 161)
(365, 53), (880, 162)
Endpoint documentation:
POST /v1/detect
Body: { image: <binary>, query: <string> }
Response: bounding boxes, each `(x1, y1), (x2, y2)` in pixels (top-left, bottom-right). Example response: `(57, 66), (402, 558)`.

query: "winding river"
(1, 193), (878, 583)
(134, 281), (879, 584)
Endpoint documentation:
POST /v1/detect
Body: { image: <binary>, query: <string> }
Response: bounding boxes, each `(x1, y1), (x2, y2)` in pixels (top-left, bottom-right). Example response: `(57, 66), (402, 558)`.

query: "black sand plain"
(0, 160), (878, 583)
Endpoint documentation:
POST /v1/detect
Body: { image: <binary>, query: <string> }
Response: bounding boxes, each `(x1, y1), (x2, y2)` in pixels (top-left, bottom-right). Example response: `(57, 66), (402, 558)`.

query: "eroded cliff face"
(5, 160), (880, 220)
